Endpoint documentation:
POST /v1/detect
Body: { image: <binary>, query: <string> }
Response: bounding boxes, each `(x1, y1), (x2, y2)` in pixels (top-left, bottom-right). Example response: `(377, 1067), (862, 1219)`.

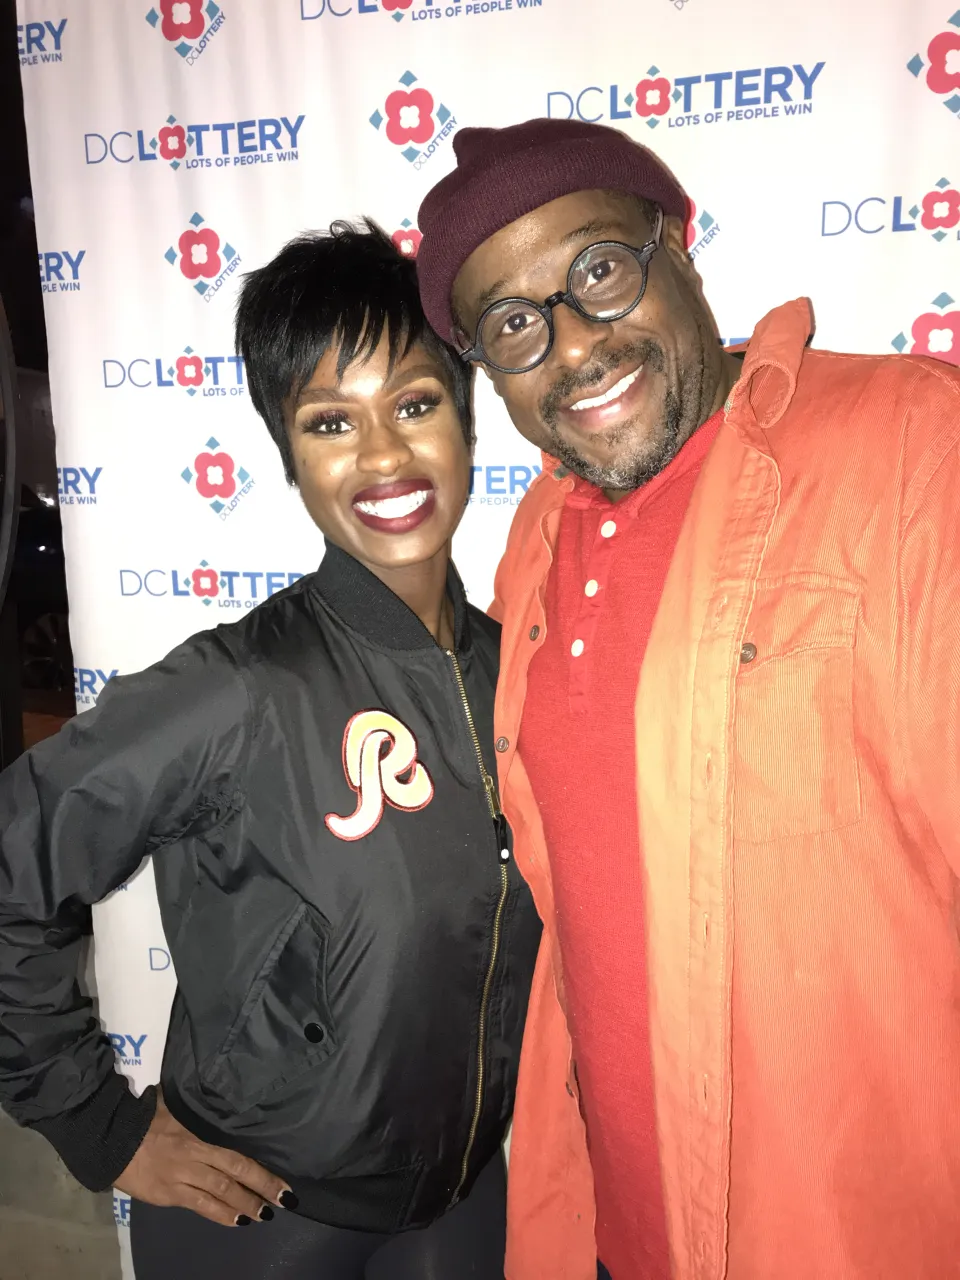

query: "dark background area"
(1, 0), (46, 372)
(1, 0), (74, 770)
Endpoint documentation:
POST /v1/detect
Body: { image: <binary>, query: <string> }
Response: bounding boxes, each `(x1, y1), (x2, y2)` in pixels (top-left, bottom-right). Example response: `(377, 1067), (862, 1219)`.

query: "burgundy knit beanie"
(416, 118), (687, 342)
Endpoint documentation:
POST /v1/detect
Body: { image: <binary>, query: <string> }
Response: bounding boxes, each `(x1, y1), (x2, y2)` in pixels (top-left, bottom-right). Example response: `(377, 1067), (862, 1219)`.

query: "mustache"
(539, 339), (665, 426)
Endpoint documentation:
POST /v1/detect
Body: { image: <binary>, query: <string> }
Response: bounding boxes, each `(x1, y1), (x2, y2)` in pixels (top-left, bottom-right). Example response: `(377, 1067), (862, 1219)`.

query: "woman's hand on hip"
(115, 1090), (294, 1226)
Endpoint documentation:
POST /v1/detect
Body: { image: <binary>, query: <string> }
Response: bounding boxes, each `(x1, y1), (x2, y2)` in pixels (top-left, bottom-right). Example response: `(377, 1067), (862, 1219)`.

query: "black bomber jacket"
(0, 544), (541, 1232)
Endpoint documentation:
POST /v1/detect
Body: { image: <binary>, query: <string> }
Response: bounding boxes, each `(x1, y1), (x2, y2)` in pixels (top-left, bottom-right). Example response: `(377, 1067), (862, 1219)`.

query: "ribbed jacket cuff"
(32, 1074), (157, 1192)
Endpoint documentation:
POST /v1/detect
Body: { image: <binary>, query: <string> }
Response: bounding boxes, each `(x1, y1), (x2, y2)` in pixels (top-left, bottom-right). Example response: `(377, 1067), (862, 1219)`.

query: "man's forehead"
(453, 189), (644, 311)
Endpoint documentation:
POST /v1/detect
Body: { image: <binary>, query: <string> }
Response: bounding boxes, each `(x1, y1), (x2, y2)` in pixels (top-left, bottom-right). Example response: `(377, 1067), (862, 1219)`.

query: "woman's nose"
(355, 421), (415, 476)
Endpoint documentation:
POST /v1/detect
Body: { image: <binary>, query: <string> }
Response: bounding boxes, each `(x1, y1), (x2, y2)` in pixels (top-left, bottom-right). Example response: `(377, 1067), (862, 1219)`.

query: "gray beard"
(538, 338), (687, 492)
(547, 387), (684, 492)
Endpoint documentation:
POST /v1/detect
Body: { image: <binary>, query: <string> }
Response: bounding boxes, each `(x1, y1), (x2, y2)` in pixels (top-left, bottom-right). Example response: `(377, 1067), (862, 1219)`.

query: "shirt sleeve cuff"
(31, 1073), (157, 1192)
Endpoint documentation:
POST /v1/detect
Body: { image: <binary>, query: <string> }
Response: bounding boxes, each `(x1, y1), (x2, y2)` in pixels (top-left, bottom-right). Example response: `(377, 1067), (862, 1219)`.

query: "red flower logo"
(920, 188), (960, 230)
(191, 566), (220, 598)
(926, 30), (960, 95)
(685, 197), (697, 250)
(178, 227), (221, 280)
(382, 0), (413, 8)
(194, 451), (236, 499)
(392, 228), (422, 258)
(384, 88), (435, 146)
(159, 125), (187, 161)
(635, 76), (671, 118)
(160, 0), (205, 43)
(911, 311), (960, 366)
(176, 355), (204, 387)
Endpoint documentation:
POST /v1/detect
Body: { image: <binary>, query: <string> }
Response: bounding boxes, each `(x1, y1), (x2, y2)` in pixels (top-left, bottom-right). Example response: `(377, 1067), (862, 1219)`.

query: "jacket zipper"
(445, 648), (510, 1207)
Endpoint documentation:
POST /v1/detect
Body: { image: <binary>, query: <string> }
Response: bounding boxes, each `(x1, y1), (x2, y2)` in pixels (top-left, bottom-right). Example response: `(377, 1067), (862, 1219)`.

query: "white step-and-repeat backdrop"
(16, 0), (960, 1269)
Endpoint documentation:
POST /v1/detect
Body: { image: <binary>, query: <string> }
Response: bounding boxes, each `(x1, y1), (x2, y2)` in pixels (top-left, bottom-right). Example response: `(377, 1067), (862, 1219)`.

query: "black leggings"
(130, 1153), (507, 1279)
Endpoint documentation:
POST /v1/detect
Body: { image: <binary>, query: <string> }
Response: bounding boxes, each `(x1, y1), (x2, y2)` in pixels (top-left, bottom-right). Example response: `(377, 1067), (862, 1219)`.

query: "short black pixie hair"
(235, 219), (474, 484)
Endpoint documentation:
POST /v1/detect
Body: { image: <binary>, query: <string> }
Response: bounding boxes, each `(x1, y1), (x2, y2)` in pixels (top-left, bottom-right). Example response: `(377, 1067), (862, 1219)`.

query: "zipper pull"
(495, 813), (510, 863)
(483, 772), (502, 817)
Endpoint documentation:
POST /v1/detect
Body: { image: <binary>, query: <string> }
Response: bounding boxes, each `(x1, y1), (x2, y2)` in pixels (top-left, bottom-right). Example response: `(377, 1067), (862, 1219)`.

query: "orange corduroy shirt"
(490, 298), (960, 1280)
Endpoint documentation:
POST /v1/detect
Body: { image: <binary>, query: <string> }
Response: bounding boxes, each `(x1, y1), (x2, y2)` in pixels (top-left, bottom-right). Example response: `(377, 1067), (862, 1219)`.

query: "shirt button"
(529, 625), (540, 641)
(303, 1022), (326, 1044)
(600, 520), (617, 538)
(740, 641), (758, 664)
(570, 639), (585, 657)
(584, 579), (599, 597)
(495, 736), (509, 753)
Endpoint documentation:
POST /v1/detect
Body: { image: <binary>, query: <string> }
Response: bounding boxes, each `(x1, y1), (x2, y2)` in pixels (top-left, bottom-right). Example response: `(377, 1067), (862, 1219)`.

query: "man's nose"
(547, 302), (613, 371)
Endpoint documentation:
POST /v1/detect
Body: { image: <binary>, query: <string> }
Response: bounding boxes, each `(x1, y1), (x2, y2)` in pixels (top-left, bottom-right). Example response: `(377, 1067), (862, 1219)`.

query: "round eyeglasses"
(457, 206), (663, 375)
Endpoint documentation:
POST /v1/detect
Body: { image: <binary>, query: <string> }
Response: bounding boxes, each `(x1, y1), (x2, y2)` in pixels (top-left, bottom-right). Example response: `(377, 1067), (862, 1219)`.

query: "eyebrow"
(470, 220), (628, 318)
(559, 218), (622, 246)
(295, 363), (444, 409)
(473, 277), (511, 317)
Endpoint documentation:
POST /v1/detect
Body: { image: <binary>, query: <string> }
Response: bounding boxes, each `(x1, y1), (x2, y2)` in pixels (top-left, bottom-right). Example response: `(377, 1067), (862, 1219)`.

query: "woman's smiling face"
(285, 335), (472, 577)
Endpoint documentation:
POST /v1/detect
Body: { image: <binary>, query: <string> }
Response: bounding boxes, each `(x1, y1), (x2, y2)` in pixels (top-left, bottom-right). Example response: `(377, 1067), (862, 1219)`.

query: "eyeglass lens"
(477, 243), (648, 371)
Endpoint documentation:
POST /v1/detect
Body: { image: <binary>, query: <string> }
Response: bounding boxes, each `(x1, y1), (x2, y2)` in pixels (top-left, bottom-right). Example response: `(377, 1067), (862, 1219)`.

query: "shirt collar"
(536, 297), (815, 493)
(542, 405), (726, 514)
(726, 297), (814, 430)
(310, 539), (470, 652)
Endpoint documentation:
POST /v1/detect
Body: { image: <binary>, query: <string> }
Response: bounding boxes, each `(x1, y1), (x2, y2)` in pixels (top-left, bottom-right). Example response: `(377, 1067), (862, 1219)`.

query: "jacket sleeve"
(900, 430), (960, 880)
(0, 631), (251, 1190)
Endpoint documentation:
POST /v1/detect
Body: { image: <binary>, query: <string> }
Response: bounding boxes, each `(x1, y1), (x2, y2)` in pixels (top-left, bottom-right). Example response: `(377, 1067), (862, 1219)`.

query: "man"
(415, 118), (960, 1280)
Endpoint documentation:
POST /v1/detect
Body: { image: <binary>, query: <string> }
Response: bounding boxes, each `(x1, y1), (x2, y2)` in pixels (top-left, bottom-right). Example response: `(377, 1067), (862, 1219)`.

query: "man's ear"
(661, 212), (704, 292)
(481, 365), (503, 399)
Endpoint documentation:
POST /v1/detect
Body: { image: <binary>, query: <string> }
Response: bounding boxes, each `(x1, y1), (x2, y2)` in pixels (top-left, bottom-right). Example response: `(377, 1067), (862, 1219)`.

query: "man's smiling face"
(452, 189), (730, 500)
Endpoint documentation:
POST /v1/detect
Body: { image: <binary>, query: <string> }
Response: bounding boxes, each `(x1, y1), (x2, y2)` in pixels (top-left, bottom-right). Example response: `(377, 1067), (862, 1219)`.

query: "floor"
(0, 705), (123, 1280)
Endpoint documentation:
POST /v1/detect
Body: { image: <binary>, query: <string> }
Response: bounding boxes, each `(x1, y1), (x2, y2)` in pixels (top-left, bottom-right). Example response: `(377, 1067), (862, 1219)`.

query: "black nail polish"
(258, 1205), (274, 1222)
(278, 1189), (298, 1210)
(235, 1214), (252, 1227)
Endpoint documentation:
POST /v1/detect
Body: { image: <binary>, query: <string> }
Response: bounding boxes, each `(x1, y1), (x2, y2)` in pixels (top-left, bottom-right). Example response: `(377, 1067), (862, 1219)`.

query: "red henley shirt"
(518, 409), (723, 1280)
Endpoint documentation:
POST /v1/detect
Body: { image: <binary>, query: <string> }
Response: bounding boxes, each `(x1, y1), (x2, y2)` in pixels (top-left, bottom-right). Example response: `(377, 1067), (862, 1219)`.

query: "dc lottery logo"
(182, 437), (254, 521)
(548, 59), (824, 130)
(907, 11), (960, 120)
(74, 665), (117, 708)
(469, 463), (541, 506)
(106, 1032), (148, 1068)
(145, 0), (225, 64)
(103, 347), (245, 395)
(392, 219), (422, 258)
(686, 199), (720, 260)
(38, 250), (84, 293)
(891, 292), (960, 367)
(120, 563), (305, 608)
(85, 112), (303, 171)
(369, 72), (457, 169)
(17, 18), (67, 64)
(166, 213), (241, 303)
(58, 466), (102, 505)
(301, 0), (543, 23)
(822, 176), (960, 242)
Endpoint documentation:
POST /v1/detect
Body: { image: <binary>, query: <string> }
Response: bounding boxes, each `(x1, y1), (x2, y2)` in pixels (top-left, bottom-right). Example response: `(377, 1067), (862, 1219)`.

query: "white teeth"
(354, 488), (431, 519)
(569, 365), (642, 412)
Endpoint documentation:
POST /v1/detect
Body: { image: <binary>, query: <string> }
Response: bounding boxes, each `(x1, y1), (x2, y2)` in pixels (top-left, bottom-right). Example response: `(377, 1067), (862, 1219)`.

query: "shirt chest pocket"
(732, 577), (862, 843)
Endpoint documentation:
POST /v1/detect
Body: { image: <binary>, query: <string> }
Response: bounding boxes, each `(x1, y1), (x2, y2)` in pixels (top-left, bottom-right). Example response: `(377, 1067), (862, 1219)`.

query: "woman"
(0, 222), (540, 1278)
